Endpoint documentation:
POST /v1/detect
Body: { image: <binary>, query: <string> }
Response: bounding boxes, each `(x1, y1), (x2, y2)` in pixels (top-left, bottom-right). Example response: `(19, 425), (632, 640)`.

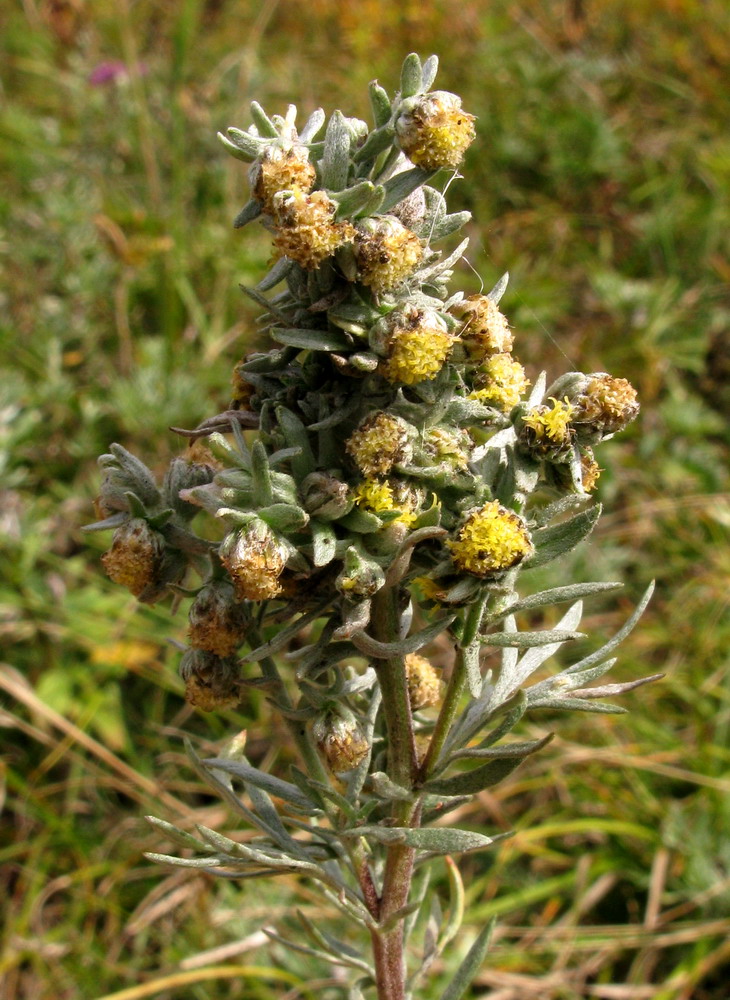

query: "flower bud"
(346, 412), (414, 478)
(395, 91), (476, 170)
(271, 189), (355, 270)
(313, 709), (370, 773)
(405, 653), (442, 710)
(371, 305), (454, 386)
(163, 452), (217, 521)
(516, 398), (575, 462)
(250, 143), (316, 214)
(470, 353), (530, 412)
(179, 649), (241, 711)
(220, 521), (287, 601)
(451, 295), (513, 359)
(354, 216), (423, 293)
(188, 580), (249, 656)
(101, 518), (165, 597)
(336, 545), (386, 600)
(301, 471), (353, 519)
(424, 426), (473, 470)
(448, 501), (533, 577)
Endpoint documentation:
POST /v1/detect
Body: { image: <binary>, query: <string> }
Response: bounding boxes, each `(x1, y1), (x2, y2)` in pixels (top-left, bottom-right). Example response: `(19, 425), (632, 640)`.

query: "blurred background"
(1, 1), (729, 998)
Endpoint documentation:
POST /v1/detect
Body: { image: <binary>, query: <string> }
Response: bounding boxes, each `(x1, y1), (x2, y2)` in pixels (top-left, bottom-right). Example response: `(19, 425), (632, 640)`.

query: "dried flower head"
(313, 711), (370, 773)
(451, 295), (513, 359)
(271, 189), (355, 270)
(448, 501), (533, 577)
(572, 374), (640, 440)
(405, 653), (442, 710)
(346, 412), (414, 478)
(396, 91), (476, 170)
(179, 649), (241, 711)
(470, 353), (530, 411)
(250, 144), (316, 214)
(580, 448), (602, 492)
(101, 518), (165, 597)
(378, 307), (453, 385)
(187, 580), (248, 657)
(301, 471), (352, 519)
(220, 523), (287, 601)
(354, 216), (423, 293)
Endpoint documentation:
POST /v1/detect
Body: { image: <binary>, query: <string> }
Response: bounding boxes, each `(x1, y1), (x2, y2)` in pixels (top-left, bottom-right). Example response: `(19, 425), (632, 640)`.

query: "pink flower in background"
(88, 61), (147, 86)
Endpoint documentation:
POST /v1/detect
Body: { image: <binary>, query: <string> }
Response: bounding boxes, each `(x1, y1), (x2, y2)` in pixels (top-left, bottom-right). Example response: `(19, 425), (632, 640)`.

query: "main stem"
(370, 586), (419, 1000)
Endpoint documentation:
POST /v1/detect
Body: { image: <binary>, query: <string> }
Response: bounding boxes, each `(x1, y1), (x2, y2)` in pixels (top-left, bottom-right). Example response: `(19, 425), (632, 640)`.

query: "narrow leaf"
(201, 759), (319, 813)
(343, 825), (496, 854)
(233, 199), (262, 229)
(322, 110), (351, 191)
(565, 581), (655, 675)
(350, 614), (456, 659)
(269, 326), (353, 352)
(369, 81), (392, 128)
(380, 167), (437, 214)
(439, 919), (496, 1000)
(528, 503), (602, 569)
(425, 735), (553, 796)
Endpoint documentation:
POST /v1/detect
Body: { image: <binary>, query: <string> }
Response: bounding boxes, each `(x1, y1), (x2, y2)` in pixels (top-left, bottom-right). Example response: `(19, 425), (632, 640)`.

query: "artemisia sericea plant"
(85, 54), (660, 1000)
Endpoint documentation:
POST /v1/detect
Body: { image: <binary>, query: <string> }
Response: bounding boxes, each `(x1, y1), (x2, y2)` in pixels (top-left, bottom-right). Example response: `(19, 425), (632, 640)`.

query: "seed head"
(346, 411), (414, 478)
(451, 295), (513, 360)
(313, 711), (370, 774)
(424, 426), (472, 470)
(102, 518), (165, 597)
(220, 523), (287, 601)
(396, 91), (476, 170)
(405, 653), (442, 710)
(271, 189), (355, 270)
(572, 374), (640, 440)
(179, 649), (241, 711)
(250, 144), (316, 214)
(188, 580), (248, 657)
(448, 501), (533, 577)
(580, 448), (602, 492)
(470, 353), (530, 411)
(354, 216), (423, 293)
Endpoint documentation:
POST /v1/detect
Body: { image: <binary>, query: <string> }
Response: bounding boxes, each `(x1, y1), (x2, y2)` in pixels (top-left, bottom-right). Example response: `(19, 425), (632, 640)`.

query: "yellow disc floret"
(271, 189), (355, 270)
(470, 353), (530, 411)
(523, 397), (575, 442)
(346, 412), (413, 478)
(396, 91), (476, 171)
(451, 295), (513, 359)
(354, 216), (423, 293)
(448, 501), (532, 577)
(379, 308), (454, 386)
(352, 479), (418, 526)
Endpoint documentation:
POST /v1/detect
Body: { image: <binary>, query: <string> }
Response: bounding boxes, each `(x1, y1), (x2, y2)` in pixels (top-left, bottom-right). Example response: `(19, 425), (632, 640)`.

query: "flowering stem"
(369, 586), (419, 999)
(418, 647), (468, 782)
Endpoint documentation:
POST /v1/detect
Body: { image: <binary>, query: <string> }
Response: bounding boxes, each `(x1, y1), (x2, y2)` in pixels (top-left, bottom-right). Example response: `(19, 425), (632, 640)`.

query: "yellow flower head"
(220, 523), (287, 601)
(451, 295), (513, 359)
(470, 353), (530, 411)
(354, 216), (423, 293)
(379, 307), (454, 386)
(102, 518), (164, 597)
(271, 189), (355, 270)
(352, 478), (418, 526)
(448, 501), (532, 577)
(519, 397), (575, 458)
(396, 91), (476, 171)
(405, 653), (442, 710)
(573, 374), (640, 438)
(251, 144), (316, 214)
(346, 412), (414, 478)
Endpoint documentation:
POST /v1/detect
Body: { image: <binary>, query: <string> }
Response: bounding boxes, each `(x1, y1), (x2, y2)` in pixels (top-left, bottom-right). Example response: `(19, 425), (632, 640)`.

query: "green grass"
(2, 1), (729, 997)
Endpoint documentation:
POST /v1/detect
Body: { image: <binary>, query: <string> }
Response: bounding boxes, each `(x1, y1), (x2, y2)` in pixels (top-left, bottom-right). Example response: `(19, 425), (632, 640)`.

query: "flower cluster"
(86, 55), (653, 1000)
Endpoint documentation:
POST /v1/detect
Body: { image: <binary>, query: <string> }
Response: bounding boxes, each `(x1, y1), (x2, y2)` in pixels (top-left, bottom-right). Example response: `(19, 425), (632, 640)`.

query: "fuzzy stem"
(418, 646), (468, 782)
(368, 586), (420, 999)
